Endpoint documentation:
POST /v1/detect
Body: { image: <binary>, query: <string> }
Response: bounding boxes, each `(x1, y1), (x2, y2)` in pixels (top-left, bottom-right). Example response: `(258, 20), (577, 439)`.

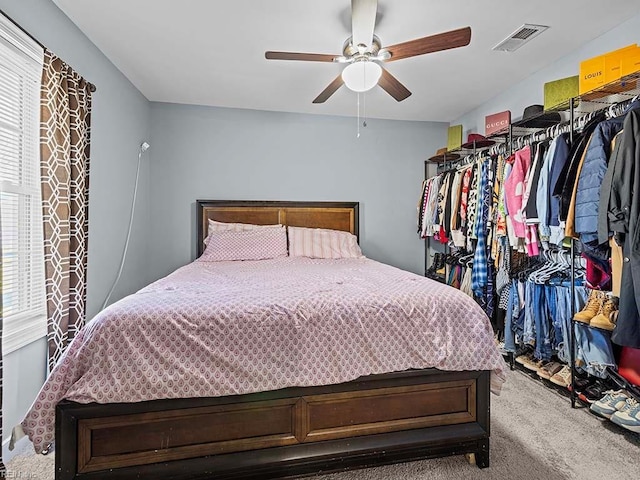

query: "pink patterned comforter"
(20, 257), (507, 452)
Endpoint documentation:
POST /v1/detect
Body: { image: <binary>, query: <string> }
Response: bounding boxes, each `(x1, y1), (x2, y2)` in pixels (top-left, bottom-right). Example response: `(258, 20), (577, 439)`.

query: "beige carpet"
(7, 370), (640, 480)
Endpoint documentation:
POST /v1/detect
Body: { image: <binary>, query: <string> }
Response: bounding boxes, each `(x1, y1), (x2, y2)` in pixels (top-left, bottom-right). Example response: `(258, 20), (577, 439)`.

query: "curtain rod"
(0, 8), (97, 93)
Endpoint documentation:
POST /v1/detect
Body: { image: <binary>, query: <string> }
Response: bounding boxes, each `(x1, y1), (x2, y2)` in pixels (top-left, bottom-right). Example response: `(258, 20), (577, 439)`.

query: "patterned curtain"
(40, 50), (92, 371)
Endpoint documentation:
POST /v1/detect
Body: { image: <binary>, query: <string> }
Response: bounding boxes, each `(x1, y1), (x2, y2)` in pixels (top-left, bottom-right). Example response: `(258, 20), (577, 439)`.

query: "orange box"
(580, 44), (638, 94)
(621, 51), (640, 77)
(580, 56), (605, 94)
(604, 45), (639, 83)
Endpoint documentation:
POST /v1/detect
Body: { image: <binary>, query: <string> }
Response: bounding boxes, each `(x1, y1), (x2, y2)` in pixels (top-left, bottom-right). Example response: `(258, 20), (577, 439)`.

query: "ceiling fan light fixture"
(341, 61), (382, 92)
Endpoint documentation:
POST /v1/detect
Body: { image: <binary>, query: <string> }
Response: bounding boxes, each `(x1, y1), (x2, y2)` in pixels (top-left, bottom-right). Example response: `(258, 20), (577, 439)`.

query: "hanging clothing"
(524, 142), (547, 223)
(565, 136), (592, 239)
(503, 145), (531, 239)
(460, 267), (473, 298)
(441, 172), (457, 242)
(610, 109), (640, 348)
(490, 155), (506, 262)
(459, 166), (473, 228)
(502, 156), (520, 248)
(435, 172), (454, 243)
(426, 175), (442, 237)
(471, 160), (490, 295)
(466, 163), (480, 250)
(548, 134), (571, 245)
(610, 237), (623, 297)
(598, 131), (624, 244)
(556, 112), (607, 223)
(495, 156), (509, 240)
(573, 104), (638, 242)
(536, 137), (558, 242)
(453, 165), (473, 247)
(449, 169), (466, 247)
(417, 179), (429, 235)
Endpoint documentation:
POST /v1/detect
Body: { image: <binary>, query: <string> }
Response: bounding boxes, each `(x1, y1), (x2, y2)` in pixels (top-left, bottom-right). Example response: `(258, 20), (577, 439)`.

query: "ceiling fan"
(265, 0), (471, 103)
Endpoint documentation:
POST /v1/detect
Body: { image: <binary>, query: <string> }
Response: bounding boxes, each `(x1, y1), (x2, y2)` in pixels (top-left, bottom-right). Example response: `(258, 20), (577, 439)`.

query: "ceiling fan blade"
(312, 75), (344, 104)
(378, 67), (411, 102)
(265, 51), (337, 62)
(351, 0), (377, 48)
(385, 26), (471, 62)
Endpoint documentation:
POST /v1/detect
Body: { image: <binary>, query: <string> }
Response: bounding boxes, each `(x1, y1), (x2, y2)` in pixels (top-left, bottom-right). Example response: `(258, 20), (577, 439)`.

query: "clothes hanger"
(535, 249), (571, 283)
(529, 250), (558, 283)
(546, 124), (555, 139)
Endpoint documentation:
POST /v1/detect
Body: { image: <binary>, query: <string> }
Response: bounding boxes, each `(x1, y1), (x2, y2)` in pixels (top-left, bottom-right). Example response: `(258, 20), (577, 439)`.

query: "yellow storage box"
(579, 44), (638, 94)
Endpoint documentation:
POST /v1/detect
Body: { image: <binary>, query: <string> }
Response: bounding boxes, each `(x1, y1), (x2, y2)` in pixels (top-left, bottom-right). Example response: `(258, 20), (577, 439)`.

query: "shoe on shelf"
(581, 380), (613, 404)
(610, 398), (640, 433)
(590, 390), (631, 419)
(570, 375), (595, 393)
(524, 358), (546, 372)
(435, 254), (446, 276)
(537, 361), (564, 380)
(550, 365), (572, 387)
(513, 345), (532, 358)
(590, 297), (619, 331)
(574, 290), (605, 324)
(426, 253), (443, 279)
(516, 353), (541, 371)
(515, 352), (535, 366)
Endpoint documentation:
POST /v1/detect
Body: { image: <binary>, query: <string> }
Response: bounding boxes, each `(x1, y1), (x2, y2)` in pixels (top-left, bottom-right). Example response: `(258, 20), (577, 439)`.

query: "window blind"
(0, 13), (45, 354)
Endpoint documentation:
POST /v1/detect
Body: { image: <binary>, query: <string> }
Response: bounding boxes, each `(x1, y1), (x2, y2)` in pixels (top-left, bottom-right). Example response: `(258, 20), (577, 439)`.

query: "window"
(0, 14), (45, 354)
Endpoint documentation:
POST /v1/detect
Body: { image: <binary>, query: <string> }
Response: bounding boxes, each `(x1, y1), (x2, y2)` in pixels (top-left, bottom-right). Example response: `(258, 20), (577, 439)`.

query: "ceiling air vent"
(493, 24), (549, 52)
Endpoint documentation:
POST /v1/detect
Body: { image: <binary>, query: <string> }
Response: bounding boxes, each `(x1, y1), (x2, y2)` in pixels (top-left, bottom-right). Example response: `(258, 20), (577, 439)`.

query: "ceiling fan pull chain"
(357, 92), (361, 138)
(363, 91), (367, 128)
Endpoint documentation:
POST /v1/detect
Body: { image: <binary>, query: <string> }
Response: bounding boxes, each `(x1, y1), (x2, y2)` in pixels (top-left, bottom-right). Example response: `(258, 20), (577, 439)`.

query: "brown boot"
(590, 296), (619, 331)
(574, 290), (604, 324)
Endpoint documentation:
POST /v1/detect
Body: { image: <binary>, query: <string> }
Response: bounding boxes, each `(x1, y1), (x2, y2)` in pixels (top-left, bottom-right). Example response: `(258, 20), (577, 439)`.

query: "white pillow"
(288, 226), (363, 259)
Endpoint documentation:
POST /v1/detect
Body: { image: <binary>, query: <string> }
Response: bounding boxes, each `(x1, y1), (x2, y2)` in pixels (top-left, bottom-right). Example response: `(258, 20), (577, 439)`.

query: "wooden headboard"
(196, 200), (359, 257)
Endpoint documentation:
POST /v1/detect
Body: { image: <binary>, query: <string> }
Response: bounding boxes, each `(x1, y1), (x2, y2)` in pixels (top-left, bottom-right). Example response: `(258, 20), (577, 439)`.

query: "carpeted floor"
(7, 369), (639, 480)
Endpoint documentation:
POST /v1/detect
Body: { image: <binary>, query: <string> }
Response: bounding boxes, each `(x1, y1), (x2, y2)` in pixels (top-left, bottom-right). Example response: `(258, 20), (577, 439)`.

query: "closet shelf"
(434, 70), (640, 166)
(519, 70), (640, 122)
(572, 320), (614, 334)
(431, 131), (510, 162)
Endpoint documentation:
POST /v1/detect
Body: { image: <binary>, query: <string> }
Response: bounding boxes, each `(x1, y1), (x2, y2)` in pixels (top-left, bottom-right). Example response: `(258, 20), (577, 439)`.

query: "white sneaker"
(590, 390), (630, 419)
(611, 398), (640, 432)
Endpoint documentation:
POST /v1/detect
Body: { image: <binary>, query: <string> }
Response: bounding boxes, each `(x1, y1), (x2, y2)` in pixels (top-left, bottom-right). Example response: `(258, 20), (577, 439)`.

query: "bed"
(19, 200), (506, 480)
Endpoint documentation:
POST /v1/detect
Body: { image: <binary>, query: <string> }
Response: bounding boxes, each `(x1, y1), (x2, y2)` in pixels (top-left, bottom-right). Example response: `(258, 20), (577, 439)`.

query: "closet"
(418, 70), (640, 429)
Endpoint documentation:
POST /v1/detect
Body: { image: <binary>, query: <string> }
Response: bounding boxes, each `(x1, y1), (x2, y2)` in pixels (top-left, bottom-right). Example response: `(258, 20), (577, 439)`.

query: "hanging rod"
(0, 8), (97, 93)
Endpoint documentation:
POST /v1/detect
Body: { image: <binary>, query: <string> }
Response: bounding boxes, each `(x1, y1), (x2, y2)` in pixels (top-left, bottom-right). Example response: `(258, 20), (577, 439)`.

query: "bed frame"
(55, 200), (491, 480)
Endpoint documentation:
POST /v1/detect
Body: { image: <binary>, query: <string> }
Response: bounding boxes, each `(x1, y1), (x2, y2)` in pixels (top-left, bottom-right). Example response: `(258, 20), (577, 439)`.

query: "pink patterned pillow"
(288, 226), (363, 259)
(207, 219), (281, 233)
(200, 227), (288, 262)
(205, 220), (282, 245)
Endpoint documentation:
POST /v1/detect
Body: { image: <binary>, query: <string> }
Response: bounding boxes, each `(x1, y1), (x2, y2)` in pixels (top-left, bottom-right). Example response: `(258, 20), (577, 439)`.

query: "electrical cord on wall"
(101, 142), (150, 311)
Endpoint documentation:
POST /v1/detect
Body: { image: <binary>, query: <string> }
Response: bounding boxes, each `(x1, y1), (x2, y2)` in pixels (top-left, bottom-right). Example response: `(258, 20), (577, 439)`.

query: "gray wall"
(0, 0), (151, 455)
(148, 103), (446, 282)
(453, 12), (640, 133)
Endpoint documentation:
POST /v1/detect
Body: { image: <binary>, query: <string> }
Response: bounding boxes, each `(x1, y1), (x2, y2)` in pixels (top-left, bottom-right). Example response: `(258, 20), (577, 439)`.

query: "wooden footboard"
(56, 369), (490, 479)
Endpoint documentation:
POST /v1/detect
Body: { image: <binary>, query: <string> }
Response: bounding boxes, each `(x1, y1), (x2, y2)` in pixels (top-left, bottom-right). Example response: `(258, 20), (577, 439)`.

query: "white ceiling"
(54, 0), (640, 122)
